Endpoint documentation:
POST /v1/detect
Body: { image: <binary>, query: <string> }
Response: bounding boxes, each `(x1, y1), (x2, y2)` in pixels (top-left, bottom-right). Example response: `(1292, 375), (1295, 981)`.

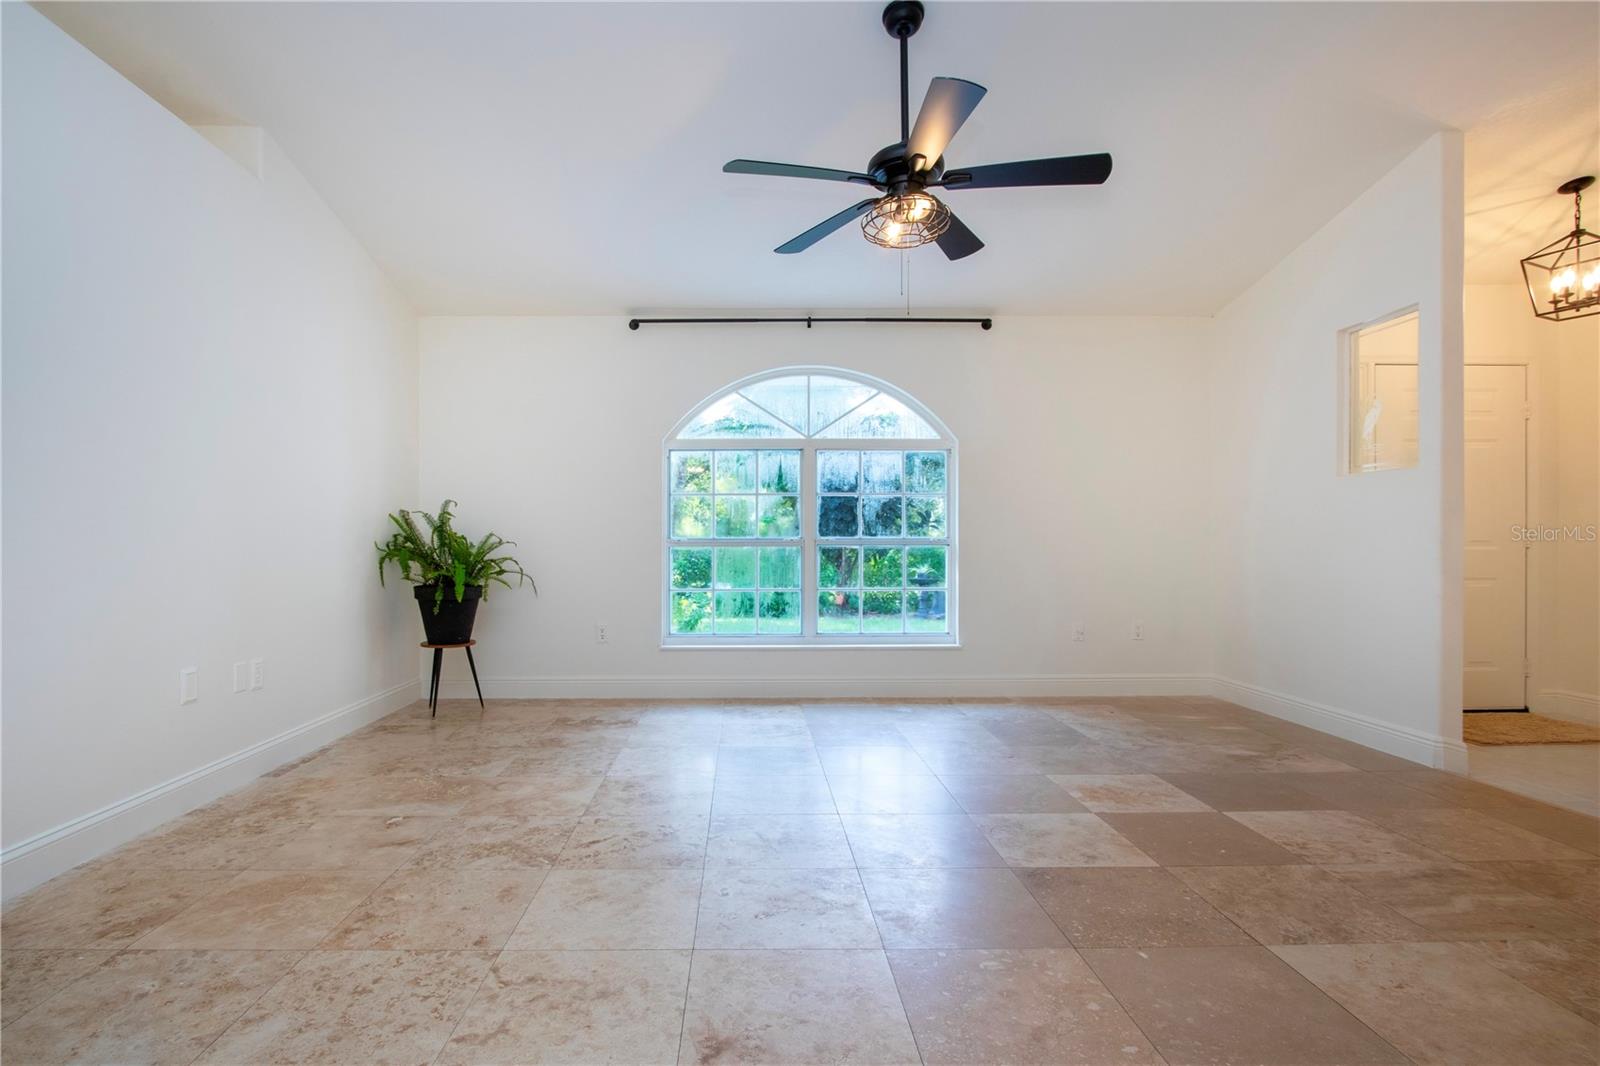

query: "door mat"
(1463, 712), (1600, 745)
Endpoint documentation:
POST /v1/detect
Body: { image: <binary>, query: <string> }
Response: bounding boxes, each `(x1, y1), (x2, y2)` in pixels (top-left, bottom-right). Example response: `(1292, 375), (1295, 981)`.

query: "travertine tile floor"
(3, 696), (1598, 1065)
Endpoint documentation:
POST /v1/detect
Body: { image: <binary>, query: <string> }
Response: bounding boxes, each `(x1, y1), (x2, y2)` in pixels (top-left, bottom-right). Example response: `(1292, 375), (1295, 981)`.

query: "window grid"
(664, 370), (956, 646)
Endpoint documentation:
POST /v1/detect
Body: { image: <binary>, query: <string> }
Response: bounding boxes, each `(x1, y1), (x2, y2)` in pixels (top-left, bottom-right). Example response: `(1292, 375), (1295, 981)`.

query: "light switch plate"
(180, 667), (199, 704)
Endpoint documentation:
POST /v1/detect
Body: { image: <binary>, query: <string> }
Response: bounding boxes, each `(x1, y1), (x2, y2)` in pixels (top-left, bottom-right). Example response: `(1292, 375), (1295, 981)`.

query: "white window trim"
(661, 367), (959, 648)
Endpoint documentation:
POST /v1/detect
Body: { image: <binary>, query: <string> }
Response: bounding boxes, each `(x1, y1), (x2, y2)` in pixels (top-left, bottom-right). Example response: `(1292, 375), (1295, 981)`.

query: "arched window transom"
(664, 368), (957, 645)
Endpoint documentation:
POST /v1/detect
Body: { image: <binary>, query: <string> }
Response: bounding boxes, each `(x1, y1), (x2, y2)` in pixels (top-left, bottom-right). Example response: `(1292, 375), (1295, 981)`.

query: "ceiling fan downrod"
(882, 1), (925, 143)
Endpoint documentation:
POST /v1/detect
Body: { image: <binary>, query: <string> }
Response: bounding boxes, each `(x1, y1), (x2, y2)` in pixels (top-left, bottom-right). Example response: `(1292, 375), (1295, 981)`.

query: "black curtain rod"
(628, 315), (992, 330)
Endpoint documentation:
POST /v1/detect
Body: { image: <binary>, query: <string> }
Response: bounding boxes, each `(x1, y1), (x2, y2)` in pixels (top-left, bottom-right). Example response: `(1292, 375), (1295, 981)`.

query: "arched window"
(664, 368), (957, 645)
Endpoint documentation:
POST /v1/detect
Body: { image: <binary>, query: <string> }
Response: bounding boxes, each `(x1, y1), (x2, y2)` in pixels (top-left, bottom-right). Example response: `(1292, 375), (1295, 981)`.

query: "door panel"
(1372, 363), (1420, 471)
(1463, 364), (1528, 710)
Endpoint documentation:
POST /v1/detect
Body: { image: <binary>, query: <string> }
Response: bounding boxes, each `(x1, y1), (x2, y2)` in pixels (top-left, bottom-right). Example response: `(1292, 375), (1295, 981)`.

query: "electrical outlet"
(1071, 623), (1086, 642)
(233, 661), (249, 693)
(595, 622), (609, 644)
(180, 667), (199, 705)
(249, 658), (264, 690)
(1132, 621), (1145, 641)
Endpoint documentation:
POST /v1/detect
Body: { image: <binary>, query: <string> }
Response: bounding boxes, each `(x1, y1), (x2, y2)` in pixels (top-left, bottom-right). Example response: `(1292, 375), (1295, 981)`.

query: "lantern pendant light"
(1521, 175), (1600, 322)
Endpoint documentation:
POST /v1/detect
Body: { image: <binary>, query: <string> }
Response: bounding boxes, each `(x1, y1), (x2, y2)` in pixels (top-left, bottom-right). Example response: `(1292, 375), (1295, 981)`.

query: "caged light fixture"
(1521, 175), (1600, 322)
(861, 191), (951, 249)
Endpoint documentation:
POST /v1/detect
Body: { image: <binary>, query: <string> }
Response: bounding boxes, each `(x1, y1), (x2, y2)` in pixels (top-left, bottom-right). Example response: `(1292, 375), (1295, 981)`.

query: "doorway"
(1463, 363), (1528, 711)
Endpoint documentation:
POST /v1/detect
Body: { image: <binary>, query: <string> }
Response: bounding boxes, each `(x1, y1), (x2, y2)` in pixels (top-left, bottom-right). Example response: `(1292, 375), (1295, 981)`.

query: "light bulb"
(883, 220), (902, 239)
(906, 196), (931, 221)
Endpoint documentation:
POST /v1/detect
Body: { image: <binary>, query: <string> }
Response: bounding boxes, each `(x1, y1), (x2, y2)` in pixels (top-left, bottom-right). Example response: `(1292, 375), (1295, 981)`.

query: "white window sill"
(660, 639), (960, 650)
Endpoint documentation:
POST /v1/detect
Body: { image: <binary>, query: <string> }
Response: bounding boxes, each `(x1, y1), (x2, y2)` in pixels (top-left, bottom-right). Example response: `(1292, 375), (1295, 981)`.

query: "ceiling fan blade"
(935, 211), (984, 260)
(939, 153), (1113, 190)
(774, 199), (881, 254)
(906, 78), (987, 170)
(724, 159), (877, 185)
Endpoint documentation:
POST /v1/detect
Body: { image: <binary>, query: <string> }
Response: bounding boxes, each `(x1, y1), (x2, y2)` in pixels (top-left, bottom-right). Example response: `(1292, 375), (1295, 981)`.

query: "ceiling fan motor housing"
(868, 142), (943, 195)
(882, 1), (925, 39)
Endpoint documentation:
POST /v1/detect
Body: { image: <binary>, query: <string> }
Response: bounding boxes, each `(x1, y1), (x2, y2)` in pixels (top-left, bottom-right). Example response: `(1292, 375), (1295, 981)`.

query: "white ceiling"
(39, 1), (1600, 315)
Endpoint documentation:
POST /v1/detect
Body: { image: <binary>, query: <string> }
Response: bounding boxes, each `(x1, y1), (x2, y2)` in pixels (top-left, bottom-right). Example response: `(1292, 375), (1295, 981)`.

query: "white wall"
(1208, 133), (1467, 768)
(1, 5), (420, 897)
(417, 315), (1215, 697)
(1465, 284), (1599, 723)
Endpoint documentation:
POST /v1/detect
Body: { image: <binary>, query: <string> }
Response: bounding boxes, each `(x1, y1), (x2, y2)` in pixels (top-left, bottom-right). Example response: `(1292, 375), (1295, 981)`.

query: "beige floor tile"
(1364, 808), (1595, 861)
(828, 773), (966, 814)
(301, 772), (486, 817)
(254, 814), (446, 871)
(1475, 860), (1600, 920)
(696, 867), (879, 948)
(972, 813), (1158, 867)
(134, 870), (390, 949)
(705, 814), (856, 868)
(496, 747), (619, 776)
(888, 948), (1162, 1064)
(1324, 861), (1597, 940)
(457, 774), (603, 818)
(936, 773), (1089, 813)
(199, 949), (492, 1064)
(817, 745), (935, 776)
(1387, 767), (1553, 809)
(17, 697), (1594, 1062)
(1155, 771), (1328, 811)
(1273, 941), (1600, 1065)
(321, 866), (545, 949)
(716, 745), (825, 775)
(2, 867), (238, 948)
(1016, 866), (1254, 947)
(711, 774), (837, 815)
(583, 771), (716, 816)
(506, 869), (701, 948)
(1225, 809), (1447, 864)
(861, 867), (1069, 949)
(1469, 939), (1600, 1025)
(440, 949), (689, 1065)
(1276, 771), (1446, 810)
(1476, 802), (1600, 855)
(1, 949), (301, 1064)
(1049, 773), (1213, 813)
(1173, 864), (1432, 944)
(841, 813), (1007, 868)
(910, 745), (1051, 776)
(606, 744), (720, 776)
(557, 813), (709, 868)
(1082, 945), (1409, 1064)
(1099, 812), (1302, 866)
(403, 815), (575, 869)
(0, 949), (118, 1027)
(679, 949), (919, 1065)
(99, 811), (313, 871)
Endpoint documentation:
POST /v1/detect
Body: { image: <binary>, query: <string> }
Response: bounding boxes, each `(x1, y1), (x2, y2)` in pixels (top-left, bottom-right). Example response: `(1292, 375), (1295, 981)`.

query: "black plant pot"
(415, 583), (482, 645)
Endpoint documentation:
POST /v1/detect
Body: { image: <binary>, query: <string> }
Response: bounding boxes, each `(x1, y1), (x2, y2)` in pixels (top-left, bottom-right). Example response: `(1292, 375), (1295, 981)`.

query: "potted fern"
(375, 500), (536, 644)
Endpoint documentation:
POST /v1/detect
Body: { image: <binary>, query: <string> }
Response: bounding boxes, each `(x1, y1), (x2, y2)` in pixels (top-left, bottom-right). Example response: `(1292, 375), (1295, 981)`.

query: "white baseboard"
(1209, 676), (1463, 771)
(0, 679), (420, 902)
(435, 673), (1213, 700)
(1530, 689), (1600, 728)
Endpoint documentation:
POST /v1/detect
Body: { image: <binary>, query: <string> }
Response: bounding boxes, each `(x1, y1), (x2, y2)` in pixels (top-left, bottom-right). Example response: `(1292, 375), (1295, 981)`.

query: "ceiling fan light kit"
(1522, 175), (1600, 322)
(722, 0), (1112, 261)
(862, 190), (950, 249)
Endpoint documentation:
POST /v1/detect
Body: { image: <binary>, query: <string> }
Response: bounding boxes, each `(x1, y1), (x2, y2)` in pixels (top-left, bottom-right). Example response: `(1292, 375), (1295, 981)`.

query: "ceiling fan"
(723, 0), (1112, 260)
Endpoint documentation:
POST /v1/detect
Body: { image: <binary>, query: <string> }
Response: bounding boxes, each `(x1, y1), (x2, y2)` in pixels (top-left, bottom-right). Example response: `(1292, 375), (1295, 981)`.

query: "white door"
(1372, 363), (1420, 470)
(1463, 364), (1528, 710)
